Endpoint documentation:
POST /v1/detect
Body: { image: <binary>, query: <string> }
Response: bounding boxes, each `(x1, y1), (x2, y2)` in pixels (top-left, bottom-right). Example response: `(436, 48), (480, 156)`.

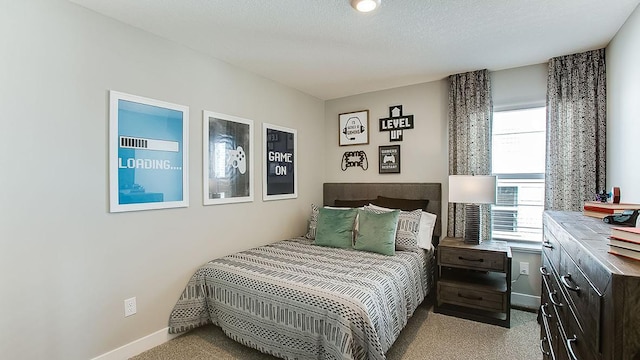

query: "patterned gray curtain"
(448, 69), (493, 239)
(545, 49), (606, 211)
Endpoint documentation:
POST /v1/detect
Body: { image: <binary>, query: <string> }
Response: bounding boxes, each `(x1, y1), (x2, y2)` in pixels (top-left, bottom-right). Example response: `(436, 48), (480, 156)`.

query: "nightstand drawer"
(437, 282), (507, 312)
(439, 247), (506, 272)
(434, 237), (511, 328)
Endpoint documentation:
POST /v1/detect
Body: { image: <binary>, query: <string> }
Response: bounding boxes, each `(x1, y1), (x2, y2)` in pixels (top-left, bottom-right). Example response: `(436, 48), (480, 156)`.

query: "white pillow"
(418, 211), (437, 251)
(367, 203), (437, 251)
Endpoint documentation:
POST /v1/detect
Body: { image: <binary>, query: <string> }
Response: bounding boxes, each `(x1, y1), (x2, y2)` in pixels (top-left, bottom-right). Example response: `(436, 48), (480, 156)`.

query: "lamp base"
(464, 204), (481, 244)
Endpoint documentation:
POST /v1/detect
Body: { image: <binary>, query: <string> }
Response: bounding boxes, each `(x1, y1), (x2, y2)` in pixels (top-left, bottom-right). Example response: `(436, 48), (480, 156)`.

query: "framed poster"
(203, 111), (254, 205)
(109, 91), (189, 212)
(338, 110), (369, 146)
(263, 123), (297, 201)
(379, 145), (400, 174)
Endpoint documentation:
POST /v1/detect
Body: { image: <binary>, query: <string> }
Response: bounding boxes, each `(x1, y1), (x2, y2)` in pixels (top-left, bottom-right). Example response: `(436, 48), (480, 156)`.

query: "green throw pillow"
(354, 208), (400, 256)
(314, 207), (357, 249)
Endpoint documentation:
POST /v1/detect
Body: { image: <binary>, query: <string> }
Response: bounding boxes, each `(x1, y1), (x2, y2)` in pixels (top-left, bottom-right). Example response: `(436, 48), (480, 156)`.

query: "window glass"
(492, 107), (545, 242)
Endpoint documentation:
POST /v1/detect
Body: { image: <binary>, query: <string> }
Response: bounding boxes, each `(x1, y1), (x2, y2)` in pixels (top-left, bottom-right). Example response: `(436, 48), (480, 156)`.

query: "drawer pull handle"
(560, 274), (581, 293)
(549, 290), (564, 307)
(540, 303), (552, 318)
(457, 292), (483, 301)
(458, 256), (484, 262)
(542, 241), (553, 249)
(567, 335), (578, 360)
(540, 337), (551, 356)
(539, 266), (550, 277)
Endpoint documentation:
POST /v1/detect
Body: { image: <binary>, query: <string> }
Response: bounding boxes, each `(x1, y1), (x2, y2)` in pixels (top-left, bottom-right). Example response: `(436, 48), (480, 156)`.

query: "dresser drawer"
(438, 281), (507, 312)
(540, 276), (561, 360)
(439, 247), (506, 272)
(543, 224), (561, 272)
(559, 248), (601, 353)
(558, 305), (598, 360)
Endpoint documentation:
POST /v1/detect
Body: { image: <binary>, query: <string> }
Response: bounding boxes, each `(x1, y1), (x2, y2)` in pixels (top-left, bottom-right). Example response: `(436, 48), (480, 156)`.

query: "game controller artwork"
(379, 145), (400, 174)
(227, 146), (246, 174)
(341, 151), (368, 171)
(203, 111), (253, 205)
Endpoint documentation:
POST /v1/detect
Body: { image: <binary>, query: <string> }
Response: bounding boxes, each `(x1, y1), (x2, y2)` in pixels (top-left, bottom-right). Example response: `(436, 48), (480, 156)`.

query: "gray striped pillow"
(305, 204), (320, 239)
(364, 206), (421, 250)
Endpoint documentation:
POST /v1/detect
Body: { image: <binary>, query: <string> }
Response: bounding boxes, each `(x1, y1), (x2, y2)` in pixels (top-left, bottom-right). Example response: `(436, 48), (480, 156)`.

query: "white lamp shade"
(449, 175), (496, 204)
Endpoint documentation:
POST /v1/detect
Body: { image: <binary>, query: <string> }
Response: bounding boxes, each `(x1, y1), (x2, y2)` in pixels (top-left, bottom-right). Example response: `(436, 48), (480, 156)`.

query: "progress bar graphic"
(119, 136), (179, 152)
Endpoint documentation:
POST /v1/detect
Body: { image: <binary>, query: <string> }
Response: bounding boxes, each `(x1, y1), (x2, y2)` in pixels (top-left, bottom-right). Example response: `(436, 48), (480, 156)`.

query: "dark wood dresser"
(541, 211), (640, 360)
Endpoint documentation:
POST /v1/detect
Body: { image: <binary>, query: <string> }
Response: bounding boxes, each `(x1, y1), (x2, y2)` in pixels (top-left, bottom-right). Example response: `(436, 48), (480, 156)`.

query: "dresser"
(435, 237), (512, 328)
(541, 211), (640, 360)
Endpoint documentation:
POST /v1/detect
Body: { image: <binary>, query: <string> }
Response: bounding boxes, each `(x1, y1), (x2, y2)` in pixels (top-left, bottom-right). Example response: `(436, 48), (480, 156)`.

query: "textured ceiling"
(69, 0), (639, 100)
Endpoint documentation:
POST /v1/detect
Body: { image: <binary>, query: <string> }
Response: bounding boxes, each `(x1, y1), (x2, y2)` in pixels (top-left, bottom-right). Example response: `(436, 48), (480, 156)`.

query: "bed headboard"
(323, 182), (442, 246)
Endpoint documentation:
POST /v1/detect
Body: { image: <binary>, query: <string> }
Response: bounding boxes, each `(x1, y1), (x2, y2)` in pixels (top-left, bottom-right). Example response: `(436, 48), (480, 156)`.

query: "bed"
(168, 182), (442, 360)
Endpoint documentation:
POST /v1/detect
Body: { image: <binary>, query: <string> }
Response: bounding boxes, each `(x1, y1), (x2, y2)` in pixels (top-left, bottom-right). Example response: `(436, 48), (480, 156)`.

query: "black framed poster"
(379, 145), (400, 174)
(263, 123), (297, 201)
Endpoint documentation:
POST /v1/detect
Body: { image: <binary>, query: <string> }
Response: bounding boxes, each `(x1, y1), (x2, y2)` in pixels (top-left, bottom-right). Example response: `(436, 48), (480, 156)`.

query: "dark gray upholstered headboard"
(323, 183), (442, 246)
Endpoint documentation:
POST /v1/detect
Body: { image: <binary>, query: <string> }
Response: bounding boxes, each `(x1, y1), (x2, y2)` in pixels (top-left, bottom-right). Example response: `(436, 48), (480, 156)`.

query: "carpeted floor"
(131, 302), (540, 360)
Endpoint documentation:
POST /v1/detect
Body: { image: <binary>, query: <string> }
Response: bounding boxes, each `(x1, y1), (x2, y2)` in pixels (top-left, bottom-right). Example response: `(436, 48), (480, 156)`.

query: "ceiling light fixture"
(350, 0), (380, 13)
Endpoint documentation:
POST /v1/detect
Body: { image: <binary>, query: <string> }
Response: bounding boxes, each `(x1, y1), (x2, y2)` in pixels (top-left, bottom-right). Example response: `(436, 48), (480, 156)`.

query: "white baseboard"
(511, 292), (540, 310)
(90, 327), (179, 360)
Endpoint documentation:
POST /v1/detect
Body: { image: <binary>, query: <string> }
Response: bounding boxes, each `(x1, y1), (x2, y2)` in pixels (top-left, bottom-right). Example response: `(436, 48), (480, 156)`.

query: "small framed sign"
(379, 145), (400, 174)
(338, 110), (369, 146)
(263, 123), (297, 201)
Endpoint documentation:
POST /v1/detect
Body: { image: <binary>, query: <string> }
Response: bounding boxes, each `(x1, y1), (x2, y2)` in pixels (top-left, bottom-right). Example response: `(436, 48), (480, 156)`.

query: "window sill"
(493, 239), (541, 254)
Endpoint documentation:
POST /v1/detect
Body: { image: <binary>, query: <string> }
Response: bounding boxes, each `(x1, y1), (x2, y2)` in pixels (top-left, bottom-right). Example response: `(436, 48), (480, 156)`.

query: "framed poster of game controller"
(339, 110), (369, 146)
(379, 145), (400, 174)
(263, 123), (297, 201)
(109, 91), (189, 213)
(203, 111), (254, 205)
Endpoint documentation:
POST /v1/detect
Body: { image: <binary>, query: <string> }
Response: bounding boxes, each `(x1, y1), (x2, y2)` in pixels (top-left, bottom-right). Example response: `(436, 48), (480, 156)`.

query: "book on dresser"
(583, 201), (640, 219)
(611, 226), (640, 242)
(608, 227), (640, 260)
(609, 238), (640, 252)
(608, 245), (640, 261)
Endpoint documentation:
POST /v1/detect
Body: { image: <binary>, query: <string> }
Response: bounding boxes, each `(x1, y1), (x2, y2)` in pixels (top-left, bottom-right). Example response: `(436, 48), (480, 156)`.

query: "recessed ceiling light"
(351, 0), (381, 13)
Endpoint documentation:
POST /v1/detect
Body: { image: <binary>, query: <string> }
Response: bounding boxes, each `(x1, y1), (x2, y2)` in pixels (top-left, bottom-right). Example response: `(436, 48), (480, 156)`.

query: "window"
(491, 107), (546, 242)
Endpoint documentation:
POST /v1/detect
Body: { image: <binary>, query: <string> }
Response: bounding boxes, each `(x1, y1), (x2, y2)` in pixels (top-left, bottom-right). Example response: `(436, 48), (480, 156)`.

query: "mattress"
(168, 237), (434, 360)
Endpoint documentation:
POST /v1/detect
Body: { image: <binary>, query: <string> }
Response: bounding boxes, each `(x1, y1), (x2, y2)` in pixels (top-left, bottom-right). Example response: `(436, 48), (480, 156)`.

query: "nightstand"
(434, 237), (512, 328)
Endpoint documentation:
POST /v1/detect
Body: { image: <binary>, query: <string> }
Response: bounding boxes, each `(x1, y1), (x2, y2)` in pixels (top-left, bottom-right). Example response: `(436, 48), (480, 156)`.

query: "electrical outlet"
(519, 262), (530, 276)
(124, 297), (137, 317)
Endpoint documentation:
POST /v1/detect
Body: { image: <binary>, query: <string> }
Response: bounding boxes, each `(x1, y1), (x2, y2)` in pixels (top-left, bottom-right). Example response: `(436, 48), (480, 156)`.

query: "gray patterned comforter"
(168, 237), (433, 360)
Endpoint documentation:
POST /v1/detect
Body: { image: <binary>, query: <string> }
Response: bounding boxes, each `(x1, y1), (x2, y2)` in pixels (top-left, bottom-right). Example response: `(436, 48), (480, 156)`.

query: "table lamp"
(449, 175), (497, 244)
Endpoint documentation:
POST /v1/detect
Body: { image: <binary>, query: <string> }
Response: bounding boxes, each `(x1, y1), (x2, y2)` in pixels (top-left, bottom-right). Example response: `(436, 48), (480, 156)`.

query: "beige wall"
(324, 81), (450, 227)
(325, 65), (547, 307)
(0, 1), (324, 359)
(607, 4), (640, 203)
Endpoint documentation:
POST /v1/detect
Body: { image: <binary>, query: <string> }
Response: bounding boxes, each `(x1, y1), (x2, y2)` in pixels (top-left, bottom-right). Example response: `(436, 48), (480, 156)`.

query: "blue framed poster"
(109, 91), (189, 212)
(263, 123), (297, 201)
(203, 111), (254, 205)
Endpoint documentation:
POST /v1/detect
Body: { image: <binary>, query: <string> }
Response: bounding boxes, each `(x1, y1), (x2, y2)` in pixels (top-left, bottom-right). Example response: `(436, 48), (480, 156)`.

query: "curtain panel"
(545, 49), (606, 211)
(447, 69), (493, 239)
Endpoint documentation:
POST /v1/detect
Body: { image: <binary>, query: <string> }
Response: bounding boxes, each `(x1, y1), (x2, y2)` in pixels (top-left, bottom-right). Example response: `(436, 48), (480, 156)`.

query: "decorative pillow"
(305, 204), (320, 239)
(354, 208), (399, 256)
(373, 196), (429, 212)
(334, 199), (376, 208)
(314, 208), (358, 249)
(418, 211), (438, 250)
(365, 204), (422, 250)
